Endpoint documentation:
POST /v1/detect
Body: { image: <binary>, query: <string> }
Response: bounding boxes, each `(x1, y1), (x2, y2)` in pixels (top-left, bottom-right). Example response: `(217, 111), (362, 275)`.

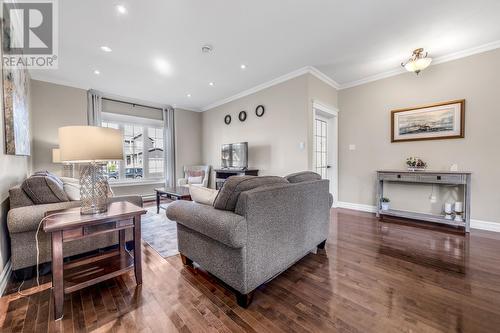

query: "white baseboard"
(0, 260), (12, 297)
(336, 201), (499, 233)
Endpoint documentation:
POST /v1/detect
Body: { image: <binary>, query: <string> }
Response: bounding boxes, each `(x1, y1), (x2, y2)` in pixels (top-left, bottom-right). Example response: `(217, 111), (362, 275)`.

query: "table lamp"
(58, 126), (123, 214)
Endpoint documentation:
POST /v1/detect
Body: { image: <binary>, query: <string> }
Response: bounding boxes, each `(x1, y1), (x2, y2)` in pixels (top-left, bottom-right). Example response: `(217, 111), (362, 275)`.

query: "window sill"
(109, 179), (165, 187)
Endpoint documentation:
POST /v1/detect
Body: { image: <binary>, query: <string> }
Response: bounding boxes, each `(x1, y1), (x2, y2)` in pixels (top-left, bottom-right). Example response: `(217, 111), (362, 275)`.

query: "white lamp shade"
(59, 126), (124, 162)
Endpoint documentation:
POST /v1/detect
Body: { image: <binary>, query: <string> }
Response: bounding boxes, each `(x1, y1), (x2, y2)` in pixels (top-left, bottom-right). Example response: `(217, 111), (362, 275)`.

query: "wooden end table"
(155, 186), (192, 213)
(43, 201), (147, 320)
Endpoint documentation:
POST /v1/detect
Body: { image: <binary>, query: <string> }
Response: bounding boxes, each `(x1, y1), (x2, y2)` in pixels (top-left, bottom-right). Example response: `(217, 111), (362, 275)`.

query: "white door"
(313, 104), (338, 206)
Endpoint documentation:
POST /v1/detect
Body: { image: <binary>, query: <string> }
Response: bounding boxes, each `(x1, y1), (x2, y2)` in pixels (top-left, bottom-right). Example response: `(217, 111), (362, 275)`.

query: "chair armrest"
(166, 201), (246, 248)
(178, 178), (188, 186)
(7, 201), (80, 234)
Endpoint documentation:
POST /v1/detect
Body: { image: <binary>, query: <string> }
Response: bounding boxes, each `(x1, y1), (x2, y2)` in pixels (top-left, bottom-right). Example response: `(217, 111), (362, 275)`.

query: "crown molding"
(29, 73), (90, 91)
(201, 66), (339, 111)
(339, 39), (500, 90)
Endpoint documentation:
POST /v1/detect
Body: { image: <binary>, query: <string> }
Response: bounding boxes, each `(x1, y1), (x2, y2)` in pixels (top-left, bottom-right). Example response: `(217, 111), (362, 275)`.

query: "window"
(102, 117), (165, 183)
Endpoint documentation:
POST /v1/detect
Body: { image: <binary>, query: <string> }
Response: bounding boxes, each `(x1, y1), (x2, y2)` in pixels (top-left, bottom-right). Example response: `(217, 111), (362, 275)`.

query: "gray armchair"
(166, 174), (331, 307)
(177, 165), (210, 188)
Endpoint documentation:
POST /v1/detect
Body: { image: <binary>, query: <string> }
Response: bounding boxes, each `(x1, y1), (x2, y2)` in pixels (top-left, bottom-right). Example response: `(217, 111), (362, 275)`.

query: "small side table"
(43, 201), (146, 320)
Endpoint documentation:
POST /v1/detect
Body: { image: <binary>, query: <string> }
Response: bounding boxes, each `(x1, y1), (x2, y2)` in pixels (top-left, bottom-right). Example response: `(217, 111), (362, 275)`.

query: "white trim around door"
(312, 101), (339, 207)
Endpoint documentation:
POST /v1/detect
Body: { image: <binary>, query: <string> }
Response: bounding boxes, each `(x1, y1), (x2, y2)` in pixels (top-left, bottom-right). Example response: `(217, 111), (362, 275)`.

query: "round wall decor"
(255, 105), (265, 117)
(224, 114), (232, 125)
(238, 110), (247, 122)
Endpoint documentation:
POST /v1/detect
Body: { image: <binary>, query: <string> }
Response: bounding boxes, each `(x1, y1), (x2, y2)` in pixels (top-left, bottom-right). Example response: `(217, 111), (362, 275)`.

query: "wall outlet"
(349, 144), (356, 151)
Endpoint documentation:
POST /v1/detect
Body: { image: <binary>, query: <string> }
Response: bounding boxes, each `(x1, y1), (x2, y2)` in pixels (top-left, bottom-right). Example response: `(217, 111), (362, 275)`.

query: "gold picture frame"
(391, 100), (465, 143)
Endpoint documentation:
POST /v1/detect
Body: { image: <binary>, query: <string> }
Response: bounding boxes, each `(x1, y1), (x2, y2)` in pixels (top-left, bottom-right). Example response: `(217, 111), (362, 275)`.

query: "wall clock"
(255, 105), (265, 117)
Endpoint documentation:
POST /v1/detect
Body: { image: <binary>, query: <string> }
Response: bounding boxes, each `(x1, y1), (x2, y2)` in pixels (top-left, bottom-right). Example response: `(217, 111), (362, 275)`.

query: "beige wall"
(202, 74), (338, 187)
(31, 80), (88, 175)
(0, 69), (32, 276)
(338, 48), (500, 223)
(30, 80), (202, 198)
(175, 108), (203, 180)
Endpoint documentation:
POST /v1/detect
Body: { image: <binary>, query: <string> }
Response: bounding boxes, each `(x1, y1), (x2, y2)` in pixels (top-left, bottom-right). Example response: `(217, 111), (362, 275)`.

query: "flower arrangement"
(381, 197), (390, 210)
(406, 157), (427, 171)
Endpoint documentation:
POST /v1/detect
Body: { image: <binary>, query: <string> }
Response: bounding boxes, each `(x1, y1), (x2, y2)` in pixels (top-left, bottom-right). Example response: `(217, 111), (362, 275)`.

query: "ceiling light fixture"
(401, 48), (432, 74)
(93, 70), (100, 75)
(116, 5), (127, 14)
(209, 82), (215, 86)
(100, 46), (112, 52)
(154, 57), (172, 75)
(240, 64), (247, 70)
(187, 93), (192, 98)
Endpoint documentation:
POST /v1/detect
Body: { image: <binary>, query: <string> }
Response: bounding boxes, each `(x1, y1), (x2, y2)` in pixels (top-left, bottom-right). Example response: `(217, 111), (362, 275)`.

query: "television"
(221, 142), (248, 169)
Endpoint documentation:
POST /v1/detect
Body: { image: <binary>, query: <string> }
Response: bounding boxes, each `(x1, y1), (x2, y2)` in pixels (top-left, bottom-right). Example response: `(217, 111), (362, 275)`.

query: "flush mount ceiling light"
(116, 5), (127, 14)
(154, 57), (172, 75)
(93, 69), (100, 75)
(209, 82), (215, 86)
(186, 93), (192, 98)
(401, 48), (432, 74)
(240, 64), (247, 70)
(100, 46), (112, 52)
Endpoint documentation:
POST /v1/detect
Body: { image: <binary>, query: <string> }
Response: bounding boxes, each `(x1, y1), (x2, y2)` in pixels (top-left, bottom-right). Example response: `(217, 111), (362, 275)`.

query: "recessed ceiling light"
(93, 69), (100, 75)
(154, 57), (172, 75)
(209, 82), (215, 86)
(240, 64), (247, 70)
(201, 44), (213, 53)
(116, 5), (127, 14)
(186, 93), (192, 98)
(100, 46), (112, 52)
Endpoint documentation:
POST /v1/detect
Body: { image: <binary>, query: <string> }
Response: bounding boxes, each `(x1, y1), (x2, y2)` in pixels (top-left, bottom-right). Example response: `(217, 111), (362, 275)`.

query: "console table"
(215, 168), (259, 190)
(376, 170), (472, 232)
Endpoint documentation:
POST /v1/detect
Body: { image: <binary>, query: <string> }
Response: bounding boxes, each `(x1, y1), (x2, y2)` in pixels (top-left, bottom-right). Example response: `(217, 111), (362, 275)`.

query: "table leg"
(156, 191), (160, 214)
(119, 229), (126, 254)
(133, 215), (142, 284)
(51, 231), (64, 320)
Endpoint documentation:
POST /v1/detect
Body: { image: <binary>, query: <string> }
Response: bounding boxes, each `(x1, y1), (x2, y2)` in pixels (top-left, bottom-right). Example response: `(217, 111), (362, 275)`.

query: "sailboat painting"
(391, 100), (465, 143)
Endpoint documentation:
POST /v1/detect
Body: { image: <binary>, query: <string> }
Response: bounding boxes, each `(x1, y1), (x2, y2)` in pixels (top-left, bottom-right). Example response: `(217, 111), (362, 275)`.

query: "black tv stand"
(215, 168), (259, 190)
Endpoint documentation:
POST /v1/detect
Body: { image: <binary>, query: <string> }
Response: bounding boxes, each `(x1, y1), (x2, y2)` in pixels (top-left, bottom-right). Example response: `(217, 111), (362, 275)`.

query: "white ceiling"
(30, 0), (500, 111)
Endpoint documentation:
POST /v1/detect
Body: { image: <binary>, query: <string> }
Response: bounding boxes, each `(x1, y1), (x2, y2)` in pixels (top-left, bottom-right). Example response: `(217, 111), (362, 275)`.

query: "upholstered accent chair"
(167, 172), (332, 307)
(177, 165), (210, 188)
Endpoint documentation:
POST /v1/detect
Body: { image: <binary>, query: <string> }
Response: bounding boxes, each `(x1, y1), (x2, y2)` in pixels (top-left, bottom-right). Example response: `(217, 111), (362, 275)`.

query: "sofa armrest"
(166, 201), (246, 248)
(7, 201), (81, 234)
(108, 195), (143, 208)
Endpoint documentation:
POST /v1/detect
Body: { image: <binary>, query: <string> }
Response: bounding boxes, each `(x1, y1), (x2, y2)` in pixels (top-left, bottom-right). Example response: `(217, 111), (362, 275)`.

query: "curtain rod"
(102, 97), (165, 111)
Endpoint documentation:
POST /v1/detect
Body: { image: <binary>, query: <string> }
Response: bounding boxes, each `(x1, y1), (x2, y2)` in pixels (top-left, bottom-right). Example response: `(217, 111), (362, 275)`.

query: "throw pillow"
(22, 172), (69, 204)
(187, 170), (205, 178)
(284, 171), (322, 183)
(60, 177), (81, 201)
(189, 185), (218, 206)
(213, 176), (289, 211)
(188, 176), (203, 184)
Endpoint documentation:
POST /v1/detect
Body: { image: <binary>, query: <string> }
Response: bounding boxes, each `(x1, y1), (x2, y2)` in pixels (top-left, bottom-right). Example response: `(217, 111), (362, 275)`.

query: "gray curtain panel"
(163, 107), (176, 187)
(87, 89), (103, 126)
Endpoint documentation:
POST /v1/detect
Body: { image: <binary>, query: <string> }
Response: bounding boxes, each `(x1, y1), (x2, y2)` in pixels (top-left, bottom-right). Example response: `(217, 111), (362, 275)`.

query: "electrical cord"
(17, 211), (79, 297)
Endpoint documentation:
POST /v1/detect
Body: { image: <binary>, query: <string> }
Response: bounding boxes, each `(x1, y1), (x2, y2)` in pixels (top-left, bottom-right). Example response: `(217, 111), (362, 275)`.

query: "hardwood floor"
(2, 208), (500, 332)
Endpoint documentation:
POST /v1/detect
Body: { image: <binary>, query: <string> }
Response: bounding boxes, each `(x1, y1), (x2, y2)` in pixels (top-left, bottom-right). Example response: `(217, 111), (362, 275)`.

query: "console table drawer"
(379, 173), (418, 182)
(419, 174), (466, 184)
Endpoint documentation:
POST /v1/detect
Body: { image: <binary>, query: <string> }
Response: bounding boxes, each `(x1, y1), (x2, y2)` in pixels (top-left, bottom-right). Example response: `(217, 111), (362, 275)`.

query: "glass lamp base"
(80, 162), (108, 215)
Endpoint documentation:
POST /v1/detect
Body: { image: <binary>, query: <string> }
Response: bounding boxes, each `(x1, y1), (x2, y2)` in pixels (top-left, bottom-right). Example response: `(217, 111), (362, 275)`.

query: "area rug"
(141, 205), (179, 258)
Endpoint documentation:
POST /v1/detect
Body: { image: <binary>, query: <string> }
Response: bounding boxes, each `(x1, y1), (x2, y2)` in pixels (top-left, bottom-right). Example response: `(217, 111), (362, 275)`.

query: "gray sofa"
(166, 173), (332, 307)
(7, 185), (143, 272)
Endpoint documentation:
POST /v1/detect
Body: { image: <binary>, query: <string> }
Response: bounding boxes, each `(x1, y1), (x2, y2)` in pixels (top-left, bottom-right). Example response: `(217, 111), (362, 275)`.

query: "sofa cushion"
(189, 185), (218, 205)
(285, 171), (322, 183)
(213, 176), (289, 211)
(21, 172), (69, 204)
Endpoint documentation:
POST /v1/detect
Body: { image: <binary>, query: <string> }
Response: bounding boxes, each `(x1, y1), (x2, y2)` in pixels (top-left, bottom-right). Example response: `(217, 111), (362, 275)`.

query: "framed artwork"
(391, 100), (465, 143)
(1, 19), (31, 156)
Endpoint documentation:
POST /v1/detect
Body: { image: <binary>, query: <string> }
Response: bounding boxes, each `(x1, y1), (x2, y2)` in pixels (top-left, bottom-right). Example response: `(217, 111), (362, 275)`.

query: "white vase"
(381, 202), (390, 211)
